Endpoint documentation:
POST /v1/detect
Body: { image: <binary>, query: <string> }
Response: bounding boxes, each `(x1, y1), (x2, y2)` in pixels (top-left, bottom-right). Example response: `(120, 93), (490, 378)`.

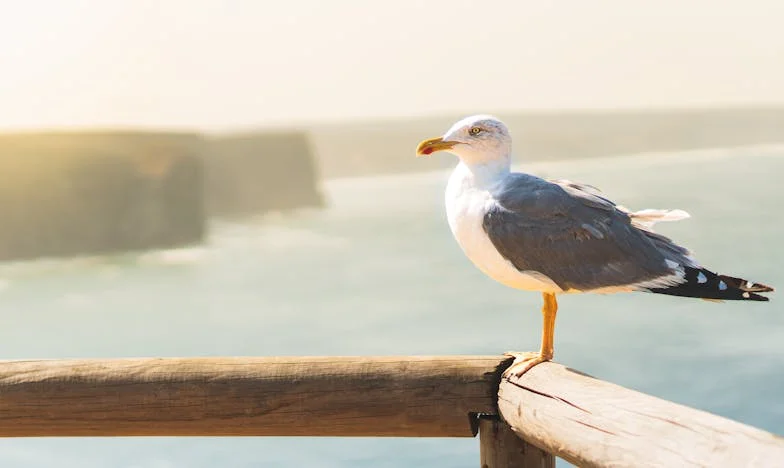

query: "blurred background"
(0, 0), (782, 466)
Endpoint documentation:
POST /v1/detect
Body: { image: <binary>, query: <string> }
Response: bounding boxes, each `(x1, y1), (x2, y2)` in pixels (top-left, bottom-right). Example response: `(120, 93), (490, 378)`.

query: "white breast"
(445, 164), (562, 293)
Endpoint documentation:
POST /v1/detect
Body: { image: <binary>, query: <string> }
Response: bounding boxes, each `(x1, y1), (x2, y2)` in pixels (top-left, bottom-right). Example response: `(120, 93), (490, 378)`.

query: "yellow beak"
(415, 137), (458, 157)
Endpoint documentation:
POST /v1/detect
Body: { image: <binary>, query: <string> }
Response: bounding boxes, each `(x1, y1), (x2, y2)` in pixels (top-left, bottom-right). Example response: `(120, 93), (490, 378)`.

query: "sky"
(0, 0), (782, 131)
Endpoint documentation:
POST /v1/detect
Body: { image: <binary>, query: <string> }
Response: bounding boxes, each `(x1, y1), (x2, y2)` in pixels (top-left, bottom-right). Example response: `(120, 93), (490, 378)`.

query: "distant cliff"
(0, 106), (779, 261)
(0, 132), (206, 261)
(205, 131), (324, 218)
(308, 107), (784, 178)
(0, 129), (327, 261)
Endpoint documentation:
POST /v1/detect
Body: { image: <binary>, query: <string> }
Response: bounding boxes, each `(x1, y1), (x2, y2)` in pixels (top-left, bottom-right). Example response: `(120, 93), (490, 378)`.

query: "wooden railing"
(0, 356), (781, 467)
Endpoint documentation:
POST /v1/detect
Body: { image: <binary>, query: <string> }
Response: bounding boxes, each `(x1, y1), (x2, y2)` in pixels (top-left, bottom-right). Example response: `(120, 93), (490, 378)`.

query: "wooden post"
(479, 415), (555, 468)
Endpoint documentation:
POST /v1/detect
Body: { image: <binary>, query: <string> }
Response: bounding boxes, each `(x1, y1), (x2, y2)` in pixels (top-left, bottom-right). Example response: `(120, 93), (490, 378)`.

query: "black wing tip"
(718, 274), (774, 293)
(650, 267), (774, 302)
(749, 293), (771, 302)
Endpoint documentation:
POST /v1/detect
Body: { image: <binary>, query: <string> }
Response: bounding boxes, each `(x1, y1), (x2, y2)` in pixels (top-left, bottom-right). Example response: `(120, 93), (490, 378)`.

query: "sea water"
(0, 146), (781, 467)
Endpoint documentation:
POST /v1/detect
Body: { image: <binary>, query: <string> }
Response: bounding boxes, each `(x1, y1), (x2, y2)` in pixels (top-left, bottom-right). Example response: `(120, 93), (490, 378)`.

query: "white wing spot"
(719, 281), (728, 291)
(746, 281), (755, 289)
(743, 292), (751, 298)
(697, 272), (708, 284)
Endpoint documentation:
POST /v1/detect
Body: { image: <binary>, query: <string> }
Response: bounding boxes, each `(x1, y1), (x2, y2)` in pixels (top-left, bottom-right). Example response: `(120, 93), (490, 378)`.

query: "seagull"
(416, 114), (774, 377)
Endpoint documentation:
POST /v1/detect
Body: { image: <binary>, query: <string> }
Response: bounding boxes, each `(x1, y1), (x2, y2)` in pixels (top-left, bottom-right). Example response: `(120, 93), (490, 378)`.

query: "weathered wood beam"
(498, 362), (784, 468)
(0, 356), (510, 437)
(1, 353), (782, 468)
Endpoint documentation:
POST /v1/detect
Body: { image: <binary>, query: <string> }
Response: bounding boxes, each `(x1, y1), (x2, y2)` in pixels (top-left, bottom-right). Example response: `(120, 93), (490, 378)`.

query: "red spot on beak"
(422, 147), (434, 155)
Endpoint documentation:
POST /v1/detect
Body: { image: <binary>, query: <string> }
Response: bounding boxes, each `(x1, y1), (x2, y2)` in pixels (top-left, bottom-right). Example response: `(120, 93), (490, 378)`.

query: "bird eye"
(469, 127), (482, 136)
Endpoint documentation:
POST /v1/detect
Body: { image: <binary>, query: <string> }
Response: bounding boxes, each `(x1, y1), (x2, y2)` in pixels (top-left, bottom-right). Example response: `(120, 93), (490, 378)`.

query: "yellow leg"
(503, 292), (558, 378)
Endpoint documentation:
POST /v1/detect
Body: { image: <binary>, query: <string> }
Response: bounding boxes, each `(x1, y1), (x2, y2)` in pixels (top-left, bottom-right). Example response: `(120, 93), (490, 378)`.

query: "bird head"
(415, 114), (512, 167)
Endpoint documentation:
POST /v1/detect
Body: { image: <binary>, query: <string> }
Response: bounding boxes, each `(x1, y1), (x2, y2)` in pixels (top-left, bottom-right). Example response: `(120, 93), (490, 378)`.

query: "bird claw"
(502, 351), (549, 378)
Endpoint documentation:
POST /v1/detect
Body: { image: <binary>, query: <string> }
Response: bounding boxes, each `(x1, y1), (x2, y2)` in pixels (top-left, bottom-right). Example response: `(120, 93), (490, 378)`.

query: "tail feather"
(629, 209), (691, 229)
(648, 267), (774, 302)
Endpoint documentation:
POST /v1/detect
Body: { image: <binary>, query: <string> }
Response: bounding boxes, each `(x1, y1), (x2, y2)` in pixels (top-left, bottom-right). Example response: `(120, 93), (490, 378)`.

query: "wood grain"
(498, 362), (784, 468)
(2, 353), (782, 468)
(479, 416), (555, 468)
(0, 356), (510, 437)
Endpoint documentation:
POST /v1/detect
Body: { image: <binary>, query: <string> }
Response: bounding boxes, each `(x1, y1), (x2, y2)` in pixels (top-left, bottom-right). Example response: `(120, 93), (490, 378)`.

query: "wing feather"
(483, 174), (694, 291)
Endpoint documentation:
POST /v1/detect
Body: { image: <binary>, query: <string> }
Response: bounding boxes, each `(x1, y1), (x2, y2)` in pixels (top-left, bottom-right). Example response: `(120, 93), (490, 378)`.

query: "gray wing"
(482, 174), (692, 291)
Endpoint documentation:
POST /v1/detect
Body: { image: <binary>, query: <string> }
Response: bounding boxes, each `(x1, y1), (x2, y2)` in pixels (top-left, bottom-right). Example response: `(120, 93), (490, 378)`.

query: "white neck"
(459, 155), (511, 188)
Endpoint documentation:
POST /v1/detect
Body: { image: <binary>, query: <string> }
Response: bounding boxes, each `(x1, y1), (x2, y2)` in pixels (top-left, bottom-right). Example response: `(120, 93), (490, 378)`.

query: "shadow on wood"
(479, 415), (555, 468)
